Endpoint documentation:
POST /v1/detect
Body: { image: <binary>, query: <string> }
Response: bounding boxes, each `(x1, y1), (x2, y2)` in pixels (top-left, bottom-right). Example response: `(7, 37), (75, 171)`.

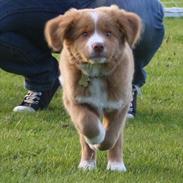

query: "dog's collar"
(79, 73), (105, 88)
(79, 74), (90, 88)
(78, 63), (109, 88)
(78, 63), (112, 77)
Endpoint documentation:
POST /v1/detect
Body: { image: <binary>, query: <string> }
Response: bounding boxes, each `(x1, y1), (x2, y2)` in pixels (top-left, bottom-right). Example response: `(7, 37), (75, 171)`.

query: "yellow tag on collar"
(79, 74), (90, 87)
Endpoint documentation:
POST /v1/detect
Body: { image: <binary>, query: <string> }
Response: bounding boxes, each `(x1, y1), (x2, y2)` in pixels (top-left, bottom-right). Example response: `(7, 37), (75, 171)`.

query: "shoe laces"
(129, 102), (134, 113)
(128, 85), (139, 113)
(23, 91), (42, 105)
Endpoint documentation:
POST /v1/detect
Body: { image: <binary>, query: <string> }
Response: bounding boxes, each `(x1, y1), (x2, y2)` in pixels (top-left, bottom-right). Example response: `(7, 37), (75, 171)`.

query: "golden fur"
(45, 5), (141, 171)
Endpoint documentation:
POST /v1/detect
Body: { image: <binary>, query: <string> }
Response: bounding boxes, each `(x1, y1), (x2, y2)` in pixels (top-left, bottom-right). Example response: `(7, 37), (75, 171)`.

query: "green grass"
(161, 0), (183, 7)
(0, 19), (183, 183)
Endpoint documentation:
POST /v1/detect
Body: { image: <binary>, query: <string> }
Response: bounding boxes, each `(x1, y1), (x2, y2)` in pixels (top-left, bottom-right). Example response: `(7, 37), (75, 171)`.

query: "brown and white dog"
(45, 5), (141, 172)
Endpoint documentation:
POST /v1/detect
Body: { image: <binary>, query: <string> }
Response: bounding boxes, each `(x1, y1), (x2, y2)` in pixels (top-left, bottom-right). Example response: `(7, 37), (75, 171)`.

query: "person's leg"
(0, 32), (60, 112)
(128, 0), (165, 118)
(128, 25), (164, 117)
(0, 0), (78, 111)
(0, 32), (59, 91)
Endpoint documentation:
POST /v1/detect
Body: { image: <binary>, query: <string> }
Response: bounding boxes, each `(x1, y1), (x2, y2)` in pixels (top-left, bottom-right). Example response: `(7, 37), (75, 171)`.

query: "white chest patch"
(76, 78), (124, 114)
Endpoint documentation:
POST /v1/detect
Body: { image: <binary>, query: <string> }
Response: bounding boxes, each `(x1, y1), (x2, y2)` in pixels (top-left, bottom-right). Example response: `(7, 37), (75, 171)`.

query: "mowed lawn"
(0, 18), (183, 183)
(161, 0), (183, 7)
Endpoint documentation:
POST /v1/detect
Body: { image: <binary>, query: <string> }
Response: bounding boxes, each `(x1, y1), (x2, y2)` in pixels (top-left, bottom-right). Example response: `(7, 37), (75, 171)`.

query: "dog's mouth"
(87, 57), (107, 64)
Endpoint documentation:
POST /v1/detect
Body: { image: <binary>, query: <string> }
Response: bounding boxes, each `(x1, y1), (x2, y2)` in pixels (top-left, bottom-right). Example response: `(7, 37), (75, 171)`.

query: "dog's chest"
(76, 77), (123, 114)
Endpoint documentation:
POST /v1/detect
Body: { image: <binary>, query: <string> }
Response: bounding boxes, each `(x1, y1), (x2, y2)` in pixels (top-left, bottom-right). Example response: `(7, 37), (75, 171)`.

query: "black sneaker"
(127, 85), (139, 119)
(13, 79), (60, 112)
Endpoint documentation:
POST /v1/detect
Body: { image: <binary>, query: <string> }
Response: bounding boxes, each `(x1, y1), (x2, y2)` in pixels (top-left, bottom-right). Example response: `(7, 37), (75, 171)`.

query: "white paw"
(78, 160), (96, 170)
(107, 161), (127, 172)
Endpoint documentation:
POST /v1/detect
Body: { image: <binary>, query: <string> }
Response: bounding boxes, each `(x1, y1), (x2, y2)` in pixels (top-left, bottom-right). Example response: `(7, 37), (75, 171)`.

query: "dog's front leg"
(78, 135), (96, 170)
(64, 102), (105, 169)
(66, 103), (105, 145)
(95, 106), (128, 172)
(107, 133), (127, 172)
(96, 106), (128, 151)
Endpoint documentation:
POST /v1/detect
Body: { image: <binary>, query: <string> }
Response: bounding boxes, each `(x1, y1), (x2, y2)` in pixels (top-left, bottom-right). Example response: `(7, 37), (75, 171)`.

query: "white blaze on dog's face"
(85, 11), (106, 63)
(45, 5), (142, 64)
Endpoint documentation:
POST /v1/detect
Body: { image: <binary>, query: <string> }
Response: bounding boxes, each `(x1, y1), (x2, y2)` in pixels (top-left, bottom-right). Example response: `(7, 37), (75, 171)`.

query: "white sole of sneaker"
(13, 106), (35, 112)
(127, 113), (135, 119)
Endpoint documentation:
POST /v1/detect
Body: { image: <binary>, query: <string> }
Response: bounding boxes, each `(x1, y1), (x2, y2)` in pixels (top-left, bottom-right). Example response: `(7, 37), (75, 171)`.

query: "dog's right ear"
(45, 9), (78, 52)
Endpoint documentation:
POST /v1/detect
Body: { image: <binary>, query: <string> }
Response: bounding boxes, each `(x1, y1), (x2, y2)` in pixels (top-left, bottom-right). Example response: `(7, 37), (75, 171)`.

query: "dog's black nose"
(92, 42), (104, 53)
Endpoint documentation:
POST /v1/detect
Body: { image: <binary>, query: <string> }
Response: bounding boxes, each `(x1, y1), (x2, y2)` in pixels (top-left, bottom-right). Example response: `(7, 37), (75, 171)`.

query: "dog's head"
(45, 5), (142, 64)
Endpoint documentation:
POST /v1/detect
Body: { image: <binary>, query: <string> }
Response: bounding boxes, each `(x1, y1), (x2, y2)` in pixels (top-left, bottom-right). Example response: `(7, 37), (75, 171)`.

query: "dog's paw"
(107, 161), (127, 172)
(78, 160), (96, 170)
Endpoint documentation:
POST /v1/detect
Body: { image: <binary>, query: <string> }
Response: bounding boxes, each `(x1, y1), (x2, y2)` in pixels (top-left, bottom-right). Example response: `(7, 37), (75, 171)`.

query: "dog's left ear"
(45, 8), (78, 52)
(111, 5), (142, 47)
(123, 11), (142, 47)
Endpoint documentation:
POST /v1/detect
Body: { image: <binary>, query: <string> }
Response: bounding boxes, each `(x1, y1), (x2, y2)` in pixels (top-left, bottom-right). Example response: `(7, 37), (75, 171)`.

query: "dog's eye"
(81, 32), (88, 37)
(105, 31), (112, 37)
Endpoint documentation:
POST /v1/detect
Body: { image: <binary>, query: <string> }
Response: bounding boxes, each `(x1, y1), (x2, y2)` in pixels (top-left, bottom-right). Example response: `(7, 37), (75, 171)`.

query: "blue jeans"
(0, 0), (164, 91)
